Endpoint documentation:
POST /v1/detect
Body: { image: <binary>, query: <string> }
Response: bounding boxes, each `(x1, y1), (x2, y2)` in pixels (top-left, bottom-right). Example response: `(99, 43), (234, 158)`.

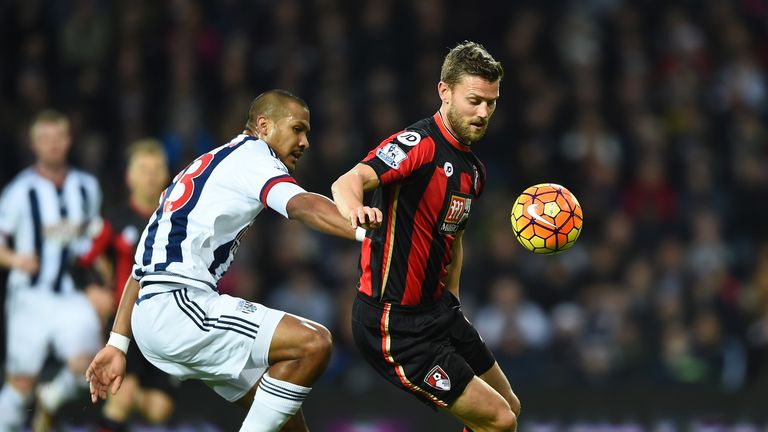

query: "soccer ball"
(510, 183), (583, 254)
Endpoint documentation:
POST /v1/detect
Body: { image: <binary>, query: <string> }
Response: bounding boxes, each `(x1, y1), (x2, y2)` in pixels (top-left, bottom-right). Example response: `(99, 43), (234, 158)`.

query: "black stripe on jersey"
(158, 138), (249, 272)
(79, 184), (89, 216)
(419, 168), (463, 305)
(142, 188), (171, 266)
(53, 187), (69, 293)
(28, 188), (42, 285)
(208, 224), (248, 277)
(369, 164), (434, 301)
(139, 271), (217, 291)
(208, 238), (235, 275)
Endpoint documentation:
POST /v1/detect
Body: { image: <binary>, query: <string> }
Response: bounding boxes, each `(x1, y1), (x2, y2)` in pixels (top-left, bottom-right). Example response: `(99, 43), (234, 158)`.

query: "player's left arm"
(444, 230), (464, 300)
(86, 276), (139, 403)
(332, 163), (382, 230)
(287, 192), (379, 241)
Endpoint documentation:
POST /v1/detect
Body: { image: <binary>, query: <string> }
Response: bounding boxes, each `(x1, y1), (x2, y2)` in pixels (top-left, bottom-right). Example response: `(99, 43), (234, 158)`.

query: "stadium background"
(2, 0), (768, 430)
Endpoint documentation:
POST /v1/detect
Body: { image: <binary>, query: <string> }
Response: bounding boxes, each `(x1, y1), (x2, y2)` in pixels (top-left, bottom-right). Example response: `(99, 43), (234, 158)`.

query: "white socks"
(0, 383), (29, 429)
(38, 367), (82, 412)
(240, 373), (311, 432)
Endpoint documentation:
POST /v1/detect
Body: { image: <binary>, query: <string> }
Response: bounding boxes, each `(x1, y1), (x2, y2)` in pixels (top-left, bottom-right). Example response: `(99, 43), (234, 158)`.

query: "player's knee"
(508, 393), (521, 417)
(491, 409), (518, 432)
(103, 378), (138, 419)
(143, 396), (173, 424)
(300, 324), (333, 365)
(104, 390), (133, 418)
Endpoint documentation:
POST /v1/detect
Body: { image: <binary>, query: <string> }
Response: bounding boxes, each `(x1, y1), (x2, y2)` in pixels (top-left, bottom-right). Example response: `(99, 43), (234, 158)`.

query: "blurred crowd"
(2, 0), (768, 402)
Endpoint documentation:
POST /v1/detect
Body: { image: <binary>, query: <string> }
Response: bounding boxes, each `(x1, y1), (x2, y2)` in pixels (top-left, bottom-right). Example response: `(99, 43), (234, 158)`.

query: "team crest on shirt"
(236, 300), (258, 314)
(376, 143), (408, 169)
(424, 365), (451, 391)
(439, 192), (472, 234)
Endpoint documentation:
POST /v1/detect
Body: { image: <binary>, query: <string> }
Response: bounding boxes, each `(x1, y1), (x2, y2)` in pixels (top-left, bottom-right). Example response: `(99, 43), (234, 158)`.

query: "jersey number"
(163, 153), (214, 213)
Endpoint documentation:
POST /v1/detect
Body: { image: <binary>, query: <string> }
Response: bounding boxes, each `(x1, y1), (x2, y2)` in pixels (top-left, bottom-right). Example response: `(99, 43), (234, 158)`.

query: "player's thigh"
(267, 313), (332, 364)
(4, 290), (51, 376)
(52, 292), (102, 361)
(447, 376), (516, 431)
(478, 362), (520, 415)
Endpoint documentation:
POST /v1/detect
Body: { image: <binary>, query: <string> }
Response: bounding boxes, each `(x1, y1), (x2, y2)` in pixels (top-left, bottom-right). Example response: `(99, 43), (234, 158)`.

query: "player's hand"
(349, 206), (382, 230)
(12, 254), (39, 274)
(85, 345), (127, 403)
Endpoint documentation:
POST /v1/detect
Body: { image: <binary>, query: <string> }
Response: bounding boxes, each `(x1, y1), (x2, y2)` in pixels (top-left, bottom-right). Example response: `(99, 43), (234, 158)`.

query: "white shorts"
(131, 283), (285, 402)
(4, 287), (102, 375)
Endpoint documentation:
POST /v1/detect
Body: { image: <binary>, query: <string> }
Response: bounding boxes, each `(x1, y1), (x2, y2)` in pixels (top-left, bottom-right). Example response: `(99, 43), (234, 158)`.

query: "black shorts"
(351, 291), (495, 408)
(126, 341), (178, 395)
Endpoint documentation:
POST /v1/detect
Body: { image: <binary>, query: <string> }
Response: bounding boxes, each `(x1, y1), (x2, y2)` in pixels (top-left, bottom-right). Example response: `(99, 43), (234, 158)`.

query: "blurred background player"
(97, 139), (176, 431)
(333, 41), (519, 432)
(0, 110), (107, 431)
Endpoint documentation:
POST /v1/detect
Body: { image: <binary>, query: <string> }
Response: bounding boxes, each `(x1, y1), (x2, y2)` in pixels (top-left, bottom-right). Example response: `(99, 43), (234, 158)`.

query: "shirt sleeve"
(362, 130), (436, 186)
(240, 154), (307, 219)
(0, 184), (21, 241)
(261, 176), (306, 218)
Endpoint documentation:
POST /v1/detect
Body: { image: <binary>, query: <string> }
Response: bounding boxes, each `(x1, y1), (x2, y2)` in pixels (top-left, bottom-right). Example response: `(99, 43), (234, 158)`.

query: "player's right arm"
(85, 276), (139, 403)
(331, 163), (382, 229)
(0, 244), (39, 273)
(0, 184), (39, 273)
(286, 191), (380, 240)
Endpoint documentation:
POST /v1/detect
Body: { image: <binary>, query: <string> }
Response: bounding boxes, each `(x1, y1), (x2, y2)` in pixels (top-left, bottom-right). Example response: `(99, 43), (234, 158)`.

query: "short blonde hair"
(29, 109), (69, 137)
(126, 138), (168, 167)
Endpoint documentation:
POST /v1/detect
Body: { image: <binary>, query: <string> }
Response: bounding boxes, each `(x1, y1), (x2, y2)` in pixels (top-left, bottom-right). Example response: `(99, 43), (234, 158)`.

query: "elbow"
(330, 177), (345, 200)
(286, 193), (312, 221)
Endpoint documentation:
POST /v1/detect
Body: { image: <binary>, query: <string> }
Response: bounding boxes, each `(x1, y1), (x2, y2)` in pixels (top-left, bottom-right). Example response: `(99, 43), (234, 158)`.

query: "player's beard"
(447, 106), (487, 144)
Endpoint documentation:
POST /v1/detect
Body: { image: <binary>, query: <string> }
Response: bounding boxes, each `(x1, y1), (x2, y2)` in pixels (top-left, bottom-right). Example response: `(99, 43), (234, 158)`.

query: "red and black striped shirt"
(358, 112), (486, 306)
(105, 201), (153, 307)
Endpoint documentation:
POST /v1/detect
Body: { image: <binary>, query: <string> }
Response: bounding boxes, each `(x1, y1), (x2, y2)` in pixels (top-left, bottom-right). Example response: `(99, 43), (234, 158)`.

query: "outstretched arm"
(286, 192), (368, 240)
(85, 276), (140, 402)
(332, 163), (382, 230)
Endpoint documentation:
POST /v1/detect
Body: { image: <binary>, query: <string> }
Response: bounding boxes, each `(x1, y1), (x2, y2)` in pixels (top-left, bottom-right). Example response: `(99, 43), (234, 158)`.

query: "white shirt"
(0, 167), (102, 294)
(134, 135), (306, 291)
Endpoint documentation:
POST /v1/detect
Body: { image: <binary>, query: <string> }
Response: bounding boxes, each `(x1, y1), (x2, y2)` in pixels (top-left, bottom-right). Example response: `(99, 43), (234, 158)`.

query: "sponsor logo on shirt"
(396, 131), (422, 146)
(440, 192), (472, 234)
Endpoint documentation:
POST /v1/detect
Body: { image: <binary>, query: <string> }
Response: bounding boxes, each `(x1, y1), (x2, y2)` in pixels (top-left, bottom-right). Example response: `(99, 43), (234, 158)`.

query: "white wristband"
(355, 227), (366, 242)
(107, 331), (131, 354)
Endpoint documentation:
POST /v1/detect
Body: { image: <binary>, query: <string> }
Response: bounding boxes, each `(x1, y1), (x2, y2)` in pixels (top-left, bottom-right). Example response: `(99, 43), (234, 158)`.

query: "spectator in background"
(0, 110), (107, 431)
